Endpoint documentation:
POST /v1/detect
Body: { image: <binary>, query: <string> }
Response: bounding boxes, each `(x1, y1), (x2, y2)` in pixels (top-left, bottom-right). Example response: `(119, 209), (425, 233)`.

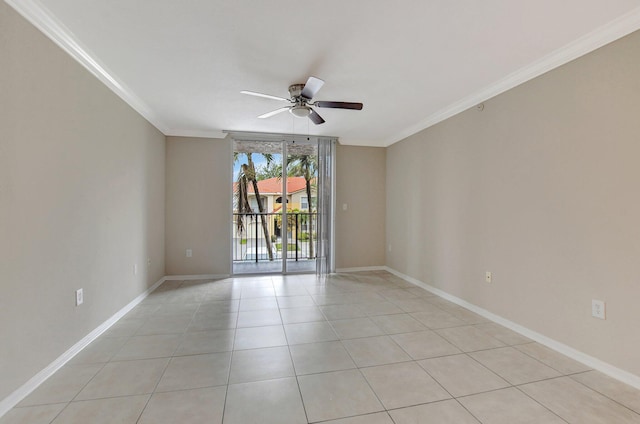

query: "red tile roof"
(235, 176), (308, 194)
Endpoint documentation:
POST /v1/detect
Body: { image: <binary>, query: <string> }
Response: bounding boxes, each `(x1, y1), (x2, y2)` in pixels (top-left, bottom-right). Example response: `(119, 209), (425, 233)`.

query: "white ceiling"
(9, 0), (640, 146)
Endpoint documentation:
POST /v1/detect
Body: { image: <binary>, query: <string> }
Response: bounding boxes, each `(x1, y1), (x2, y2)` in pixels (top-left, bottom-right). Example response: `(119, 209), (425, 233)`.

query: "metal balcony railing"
(232, 212), (317, 263)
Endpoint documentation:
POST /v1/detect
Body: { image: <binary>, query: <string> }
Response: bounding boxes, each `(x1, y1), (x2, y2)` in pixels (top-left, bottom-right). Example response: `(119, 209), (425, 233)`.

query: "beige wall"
(386, 30), (640, 376)
(0, 3), (166, 401)
(335, 144), (386, 269)
(165, 137), (231, 275)
(165, 140), (384, 275)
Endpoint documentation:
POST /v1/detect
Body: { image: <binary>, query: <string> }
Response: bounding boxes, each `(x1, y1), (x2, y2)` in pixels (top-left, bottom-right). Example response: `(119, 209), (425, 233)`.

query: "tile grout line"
(8, 271), (640, 423)
(511, 343), (590, 376)
(346, 273), (570, 423)
(220, 281), (248, 424)
(568, 374), (640, 418)
(349, 273), (470, 422)
(512, 384), (571, 424)
(135, 279), (190, 424)
(279, 281), (311, 424)
(46, 284), (169, 421)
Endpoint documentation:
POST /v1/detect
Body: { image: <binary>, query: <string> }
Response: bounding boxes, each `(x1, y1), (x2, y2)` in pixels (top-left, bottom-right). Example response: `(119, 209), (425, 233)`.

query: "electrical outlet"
(485, 271), (492, 283)
(75, 289), (83, 306)
(133, 264), (138, 275)
(592, 299), (606, 319)
(186, 249), (193, 258)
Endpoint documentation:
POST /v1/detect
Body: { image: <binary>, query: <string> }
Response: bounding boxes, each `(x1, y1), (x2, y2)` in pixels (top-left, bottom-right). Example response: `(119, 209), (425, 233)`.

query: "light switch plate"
(592, 299), (606, 319)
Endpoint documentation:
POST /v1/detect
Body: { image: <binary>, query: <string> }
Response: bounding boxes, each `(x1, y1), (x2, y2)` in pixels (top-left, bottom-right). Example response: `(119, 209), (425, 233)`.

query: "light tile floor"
(3, 271), (640, 423)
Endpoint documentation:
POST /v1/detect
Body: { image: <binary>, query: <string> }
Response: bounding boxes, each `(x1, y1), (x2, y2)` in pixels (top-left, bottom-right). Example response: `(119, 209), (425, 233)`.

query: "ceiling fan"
(241, 76), (363, 125)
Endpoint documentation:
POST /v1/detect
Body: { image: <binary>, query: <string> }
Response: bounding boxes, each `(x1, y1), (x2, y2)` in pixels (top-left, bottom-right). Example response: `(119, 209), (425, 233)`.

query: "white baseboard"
(384, 266), (640, 390)
(0, 272), (236, 418)
(0, 277), (166, 418)
(164, 274), (230, 281)
(335, 266), (386, 273)
(6, 268), (639, 419)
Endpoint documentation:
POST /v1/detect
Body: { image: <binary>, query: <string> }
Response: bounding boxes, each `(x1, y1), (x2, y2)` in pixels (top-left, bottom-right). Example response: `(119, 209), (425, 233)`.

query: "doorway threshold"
(233, 260), (316, 275)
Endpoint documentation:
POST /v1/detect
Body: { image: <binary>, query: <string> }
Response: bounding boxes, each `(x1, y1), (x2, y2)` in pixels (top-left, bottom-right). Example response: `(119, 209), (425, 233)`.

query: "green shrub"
(275, 243), (298, 251)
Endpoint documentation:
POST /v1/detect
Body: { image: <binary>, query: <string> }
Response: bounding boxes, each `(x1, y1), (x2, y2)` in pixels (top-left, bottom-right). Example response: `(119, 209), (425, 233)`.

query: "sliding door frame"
(227, 131), (336, 276)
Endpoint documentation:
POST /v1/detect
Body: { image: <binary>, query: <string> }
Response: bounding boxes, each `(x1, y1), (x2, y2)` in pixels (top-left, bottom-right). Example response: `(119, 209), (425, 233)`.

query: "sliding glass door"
(283, 138), (317, 273)
(232, 139), (282, 274)
(231, 133), (334, 275)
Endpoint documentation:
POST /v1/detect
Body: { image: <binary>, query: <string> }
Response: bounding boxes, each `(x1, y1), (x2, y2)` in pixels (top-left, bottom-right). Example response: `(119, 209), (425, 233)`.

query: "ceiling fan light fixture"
(290, 105), (311, 118)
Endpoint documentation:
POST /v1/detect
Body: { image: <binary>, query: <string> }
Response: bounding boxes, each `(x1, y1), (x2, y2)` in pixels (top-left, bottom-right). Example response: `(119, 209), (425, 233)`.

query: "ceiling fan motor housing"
(288, 83), (312, 117)
(288, 84), (306, 99)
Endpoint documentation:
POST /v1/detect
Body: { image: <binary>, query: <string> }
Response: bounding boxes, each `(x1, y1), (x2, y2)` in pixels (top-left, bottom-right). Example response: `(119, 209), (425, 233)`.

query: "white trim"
(384, 266), (640, 390)
(4, 266), (639, 417)
(165, 129), (226, 140)
(4, 0), (170, 135)
(0, 277), (166, 418)
(6, 0), (640, 149)
(164, 274), (230, 281)
(383, 6), (640, 147)
(335, 266), (386, 273)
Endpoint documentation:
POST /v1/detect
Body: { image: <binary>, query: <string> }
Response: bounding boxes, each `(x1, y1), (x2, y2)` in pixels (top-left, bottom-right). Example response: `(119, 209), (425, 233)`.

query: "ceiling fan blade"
(258, 107), (291, 119)
(308, 109), (325, 125)
(315, 101), (363, 110)
(301, 76), (324, 100)
(241, 90), (289, 102)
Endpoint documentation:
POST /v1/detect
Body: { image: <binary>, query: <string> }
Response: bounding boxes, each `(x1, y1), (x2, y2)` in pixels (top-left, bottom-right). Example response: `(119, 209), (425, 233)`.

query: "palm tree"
(256, 161), (283, 180)
(287, 154), (317, 258)
(234, 152), (274, 261)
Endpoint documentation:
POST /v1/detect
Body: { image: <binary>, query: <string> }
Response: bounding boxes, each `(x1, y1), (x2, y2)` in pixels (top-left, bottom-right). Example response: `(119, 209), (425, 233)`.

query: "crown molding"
(7, 0), (640, 148)
(5, 0), (170, 135)
(384, 6), (640, 147)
